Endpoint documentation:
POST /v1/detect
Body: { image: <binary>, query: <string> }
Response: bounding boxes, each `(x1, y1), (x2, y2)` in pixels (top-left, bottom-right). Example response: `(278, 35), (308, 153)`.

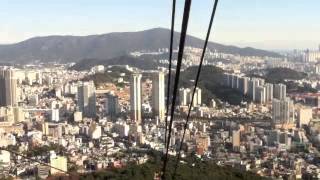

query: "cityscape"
(1, 0), (320, 180)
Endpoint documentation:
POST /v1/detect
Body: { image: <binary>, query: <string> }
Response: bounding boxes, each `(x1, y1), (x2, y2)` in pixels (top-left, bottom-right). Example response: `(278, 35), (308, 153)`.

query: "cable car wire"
(172, 0), (220, 178)
(0, 147), (71, 175)
(164, 0), (176, 149)
(161, 0), (192, 179)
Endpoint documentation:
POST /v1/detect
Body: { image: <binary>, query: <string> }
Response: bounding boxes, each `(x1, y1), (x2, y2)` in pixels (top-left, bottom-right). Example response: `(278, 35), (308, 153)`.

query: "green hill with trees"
(247, 67), (307, 84)
(178, 65), (248, 105)
(264, 67), (307, 84)
(247, 67), (316, 93)
(82, 66), (132, 87)
(78, 151), (265, 180)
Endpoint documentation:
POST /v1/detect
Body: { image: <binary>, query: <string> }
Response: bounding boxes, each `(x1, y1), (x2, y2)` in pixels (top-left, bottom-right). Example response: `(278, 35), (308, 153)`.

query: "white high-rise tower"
(130, 73), (142, 124)
(152, 71), (165, 121)
(272, 97), (294, 129)
(77, 81), (96, 118)
(274, 84), (286, 100)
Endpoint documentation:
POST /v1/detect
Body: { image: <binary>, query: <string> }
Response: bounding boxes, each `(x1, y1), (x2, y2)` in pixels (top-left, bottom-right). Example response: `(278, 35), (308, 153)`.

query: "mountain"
(0, 28), (281, 63)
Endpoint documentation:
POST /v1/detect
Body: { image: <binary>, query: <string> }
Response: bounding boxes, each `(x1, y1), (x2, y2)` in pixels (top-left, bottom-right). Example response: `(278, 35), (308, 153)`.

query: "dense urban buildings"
(1, 44), (320, 179)
(2, 0), (320, 178)
(2, 46), (320, 179)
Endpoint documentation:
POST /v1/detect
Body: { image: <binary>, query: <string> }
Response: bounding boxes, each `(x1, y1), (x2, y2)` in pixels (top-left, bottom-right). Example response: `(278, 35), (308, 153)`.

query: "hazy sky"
(1, 0), (320, 50)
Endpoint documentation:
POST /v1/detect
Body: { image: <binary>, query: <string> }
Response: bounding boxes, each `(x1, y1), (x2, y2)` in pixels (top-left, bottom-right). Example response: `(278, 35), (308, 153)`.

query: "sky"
(0, 0), (320, 50)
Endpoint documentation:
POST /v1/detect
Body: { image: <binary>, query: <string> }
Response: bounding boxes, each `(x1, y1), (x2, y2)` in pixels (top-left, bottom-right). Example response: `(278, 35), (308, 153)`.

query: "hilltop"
(0, 28), (281, 64)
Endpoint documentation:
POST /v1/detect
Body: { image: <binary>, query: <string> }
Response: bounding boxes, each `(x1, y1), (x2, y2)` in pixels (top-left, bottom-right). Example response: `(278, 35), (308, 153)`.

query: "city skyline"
(1, 0), (320, 49)
(0, 47), (319, 178)
(1, 1), (320, 179)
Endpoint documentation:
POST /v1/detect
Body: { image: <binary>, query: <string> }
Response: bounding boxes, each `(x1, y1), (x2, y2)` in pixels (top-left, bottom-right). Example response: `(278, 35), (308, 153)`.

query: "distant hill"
(0, 28), (281, 64)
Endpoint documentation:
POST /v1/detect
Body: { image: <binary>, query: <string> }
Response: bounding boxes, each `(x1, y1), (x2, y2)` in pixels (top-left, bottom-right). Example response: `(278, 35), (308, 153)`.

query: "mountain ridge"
(0, 28), (281, 63)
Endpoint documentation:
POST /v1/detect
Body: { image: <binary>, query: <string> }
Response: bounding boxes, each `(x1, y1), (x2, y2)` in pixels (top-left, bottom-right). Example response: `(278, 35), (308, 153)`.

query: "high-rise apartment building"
(152, 71), (165, 121)
(194, 87), (202, 107)
(256, 86), (266, 104)
(179, 88), (190, 106)
(272, 97), (294, 129)
(274, 84), (286, 100)
(130, 73), (142, 124)
(77, 81), (96, 118)
(248, 78), (261, 101)
(51, 108), (60, 122)
(232, 129), (241, 152)
(238, 77), (249, 95)
(105, 92), (119, 119)
(0, 67), (17, 107)
(231, 75), (239, 89)
(304, 50), (320, 62)
(265, 83), (274, 102)
(179, 87), (201, 107)
(297, 107), (312, 128)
